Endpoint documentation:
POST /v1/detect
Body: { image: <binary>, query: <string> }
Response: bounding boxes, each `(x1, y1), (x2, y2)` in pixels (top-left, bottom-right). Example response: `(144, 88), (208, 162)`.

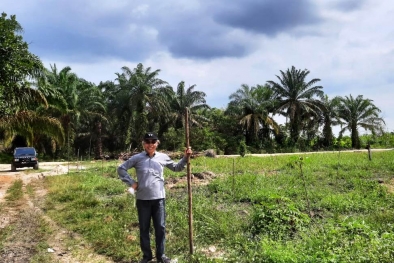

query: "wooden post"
(68, 124), (70, 174)
(77, 148), (80, 172)
(185, 108), (194, 254)
(367, 142), (372, 161)
(232, 158), (235, 198)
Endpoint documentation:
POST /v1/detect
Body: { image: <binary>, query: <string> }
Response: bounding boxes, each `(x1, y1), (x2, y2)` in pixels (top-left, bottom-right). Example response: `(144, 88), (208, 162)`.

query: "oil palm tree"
(152, 81), (210, 148)
(336, 94), (385, 149)
(43, 64), (80, 156)
(227, 84), (278, 146)
(100, 80), (130, 152)
(320, 95), (341, 148)
(0, 111), (64, 148)
(43, 65), (106, 157)
(166, 81), (210, 129)
(114, 63), (168, 150)
(0, 74), (65, 149)
(44, 64), (79, 130)
(0, 14), (64, 149)
(267, 66), (325, 146)
(73, 79), (107, 159)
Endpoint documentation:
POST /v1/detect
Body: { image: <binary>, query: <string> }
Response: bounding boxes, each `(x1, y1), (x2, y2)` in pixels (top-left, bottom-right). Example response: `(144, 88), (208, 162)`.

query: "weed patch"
(5, 179), (24, 202)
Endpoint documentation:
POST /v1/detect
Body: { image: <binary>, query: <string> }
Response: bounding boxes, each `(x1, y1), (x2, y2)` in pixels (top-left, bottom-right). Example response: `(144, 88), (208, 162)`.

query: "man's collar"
(145, 151), (156, 157)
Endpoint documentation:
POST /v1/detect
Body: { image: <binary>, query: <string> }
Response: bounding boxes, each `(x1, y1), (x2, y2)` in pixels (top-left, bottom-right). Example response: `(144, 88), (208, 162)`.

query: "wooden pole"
(185, 107), (194, 254)
(367, 142), (372, 161)
(232, 158), (235, 198)
(68, 124), (70, 174)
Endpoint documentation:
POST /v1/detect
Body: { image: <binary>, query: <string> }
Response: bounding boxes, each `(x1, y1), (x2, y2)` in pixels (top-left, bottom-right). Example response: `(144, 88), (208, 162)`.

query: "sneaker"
(158, 255), (172, 263)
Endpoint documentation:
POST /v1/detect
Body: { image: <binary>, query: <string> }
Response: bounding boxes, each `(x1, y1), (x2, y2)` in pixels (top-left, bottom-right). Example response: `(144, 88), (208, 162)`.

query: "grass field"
(39, 150), (394, 262)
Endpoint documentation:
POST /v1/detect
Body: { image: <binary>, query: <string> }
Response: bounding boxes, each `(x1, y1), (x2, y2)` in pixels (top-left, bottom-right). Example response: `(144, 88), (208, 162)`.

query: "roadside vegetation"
(9, 150), (387, 262)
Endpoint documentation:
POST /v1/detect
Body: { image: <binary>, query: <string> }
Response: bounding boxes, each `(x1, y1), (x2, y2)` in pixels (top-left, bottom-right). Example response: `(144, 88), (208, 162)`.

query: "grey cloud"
(332, 0), (366, 12)
(25, 27), (154, 63)
(21, 0), (255, 60)
(213, 0), (322, 36)
(7, 0), (326, 61)
(146, 1), (251, 60)
(18, 2), (159, 62)
(165, 34), (248, 59)
(153, 11), (250, 59)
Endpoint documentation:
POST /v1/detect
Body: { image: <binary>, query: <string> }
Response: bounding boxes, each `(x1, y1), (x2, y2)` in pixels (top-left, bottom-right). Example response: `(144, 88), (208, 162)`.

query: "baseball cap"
(144, 132), (158, 140)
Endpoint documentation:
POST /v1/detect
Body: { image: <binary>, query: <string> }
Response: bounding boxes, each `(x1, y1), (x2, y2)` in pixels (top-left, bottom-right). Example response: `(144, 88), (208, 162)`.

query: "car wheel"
(33, 163), (39, 170)
(11, 164), (16, 172)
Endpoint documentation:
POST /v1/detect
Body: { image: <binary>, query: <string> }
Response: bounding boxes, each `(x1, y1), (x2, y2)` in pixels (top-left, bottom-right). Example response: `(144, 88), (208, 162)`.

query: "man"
(117, 132), (192, 263)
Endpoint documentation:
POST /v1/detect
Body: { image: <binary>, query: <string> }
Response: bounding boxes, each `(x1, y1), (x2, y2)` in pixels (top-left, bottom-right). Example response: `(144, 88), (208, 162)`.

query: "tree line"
(0, 13), (389, 159)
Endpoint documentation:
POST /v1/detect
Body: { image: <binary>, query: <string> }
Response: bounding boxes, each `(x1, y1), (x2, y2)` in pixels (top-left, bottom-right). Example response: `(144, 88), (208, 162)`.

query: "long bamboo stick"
(185, 107), (194, 254)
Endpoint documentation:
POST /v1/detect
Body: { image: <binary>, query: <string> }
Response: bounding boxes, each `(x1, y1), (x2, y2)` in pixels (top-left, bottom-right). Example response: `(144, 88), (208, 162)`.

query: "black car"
(11, 147), (39, 171)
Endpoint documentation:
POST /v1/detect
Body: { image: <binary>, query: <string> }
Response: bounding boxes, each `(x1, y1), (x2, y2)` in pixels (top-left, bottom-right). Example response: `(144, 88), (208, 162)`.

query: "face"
(143, 139), (158, 155)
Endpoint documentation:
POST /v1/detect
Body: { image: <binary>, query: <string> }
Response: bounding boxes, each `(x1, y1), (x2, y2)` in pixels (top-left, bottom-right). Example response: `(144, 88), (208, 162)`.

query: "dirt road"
(0, 162), (75, 203)
(0, 162), (114, 263)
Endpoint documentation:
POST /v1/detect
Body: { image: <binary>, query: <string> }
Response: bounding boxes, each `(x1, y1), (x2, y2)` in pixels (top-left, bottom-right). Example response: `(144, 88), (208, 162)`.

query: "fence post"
(367, 143), (372, 161)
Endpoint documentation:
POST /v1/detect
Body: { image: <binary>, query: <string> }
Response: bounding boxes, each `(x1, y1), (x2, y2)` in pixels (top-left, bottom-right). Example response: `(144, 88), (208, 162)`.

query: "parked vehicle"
(11, 147), (39, 171)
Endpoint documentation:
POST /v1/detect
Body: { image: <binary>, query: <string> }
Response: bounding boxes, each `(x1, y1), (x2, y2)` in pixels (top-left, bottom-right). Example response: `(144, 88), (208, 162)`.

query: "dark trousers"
(136, 199), (166, 260)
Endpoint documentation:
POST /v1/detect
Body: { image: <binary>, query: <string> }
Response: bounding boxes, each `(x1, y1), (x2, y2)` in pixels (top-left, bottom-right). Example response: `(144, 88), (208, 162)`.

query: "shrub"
(239, 139), (247, 157)
(250, 196), (310, 240)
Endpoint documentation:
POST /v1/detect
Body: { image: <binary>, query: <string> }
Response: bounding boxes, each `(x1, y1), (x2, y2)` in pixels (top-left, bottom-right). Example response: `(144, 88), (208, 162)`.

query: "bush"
(239, 140), (247, 157)
(250, 196), (310, 240)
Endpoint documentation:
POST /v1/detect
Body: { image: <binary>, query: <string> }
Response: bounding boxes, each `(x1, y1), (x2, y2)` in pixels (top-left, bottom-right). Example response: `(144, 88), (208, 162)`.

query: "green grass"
(0, 225), (12, 253)
(42, 151), (394, 262)
(5, 179), (24, 202)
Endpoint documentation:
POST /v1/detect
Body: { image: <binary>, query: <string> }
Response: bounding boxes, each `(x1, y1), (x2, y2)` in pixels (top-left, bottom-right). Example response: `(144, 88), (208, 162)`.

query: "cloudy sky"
(3, 0), (394, 133)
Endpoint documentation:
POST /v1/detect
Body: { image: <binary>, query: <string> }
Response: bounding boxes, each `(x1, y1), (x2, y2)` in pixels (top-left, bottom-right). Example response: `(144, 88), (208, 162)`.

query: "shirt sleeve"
(165, 155), (188, 172)
(117, 156), (137, 186)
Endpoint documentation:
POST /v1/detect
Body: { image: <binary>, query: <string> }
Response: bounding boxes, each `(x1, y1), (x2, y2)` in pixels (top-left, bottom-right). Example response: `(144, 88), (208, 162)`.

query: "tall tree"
(0, 12), (45, 114)
(43, 65), (106, 158)
(0, 13), (44, 105)
(166, 81), (209, 129)
(99, 80), (126, 153)
(203, 107), (242, 154)
(267, 66), (325, 146)
(44, 64), (79, 155)
(154, 81), (210, 149)
(320, 95), (341, 148)
(73, 79), (106, 159)
(65, 78), (107, 159)
(227, 84), (278, 146)
(0, 13), (64, 149)
(336, 94), (385, 149)
(114, 63), (167, 150)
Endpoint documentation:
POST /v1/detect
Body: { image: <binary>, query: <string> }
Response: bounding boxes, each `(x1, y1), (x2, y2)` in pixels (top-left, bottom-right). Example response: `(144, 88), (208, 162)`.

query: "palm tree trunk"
(290, 120), (299, 146)
(351, 124), (360, 149)
(322, 119), (333, 147)
(94, 121), (103, 159)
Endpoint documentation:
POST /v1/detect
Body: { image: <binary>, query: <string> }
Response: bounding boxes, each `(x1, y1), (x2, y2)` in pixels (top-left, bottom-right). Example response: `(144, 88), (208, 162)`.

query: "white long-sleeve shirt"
(117, 151), (187, 200)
